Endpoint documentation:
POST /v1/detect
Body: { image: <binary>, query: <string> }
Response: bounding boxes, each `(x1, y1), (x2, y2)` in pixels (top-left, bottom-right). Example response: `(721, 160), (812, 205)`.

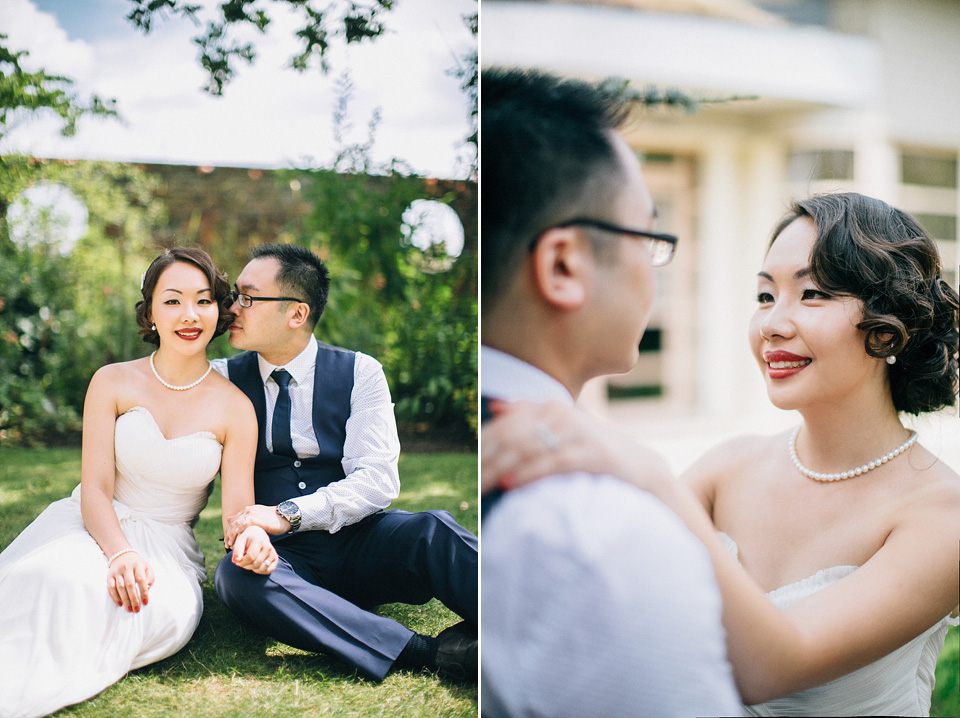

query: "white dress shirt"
(212, 337), (400, 533)
(480, 346), (742, 717)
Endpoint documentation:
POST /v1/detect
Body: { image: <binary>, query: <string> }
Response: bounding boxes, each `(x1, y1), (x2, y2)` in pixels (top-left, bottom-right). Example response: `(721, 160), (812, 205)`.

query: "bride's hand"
(107, 551), (155, 613)
(232, 525), (279, 575)
(481, 399), (672, 495)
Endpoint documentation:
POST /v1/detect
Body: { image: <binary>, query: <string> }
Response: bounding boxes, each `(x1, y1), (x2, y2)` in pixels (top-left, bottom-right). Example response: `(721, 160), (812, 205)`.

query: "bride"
(0, 247), (277, 718)
(482, 192), (960, 716)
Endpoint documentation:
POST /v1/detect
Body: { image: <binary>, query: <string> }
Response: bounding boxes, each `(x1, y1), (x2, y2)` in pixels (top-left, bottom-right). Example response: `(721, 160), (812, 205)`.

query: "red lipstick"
(175, 328), (202, 341)
(763, 350), (812, 379)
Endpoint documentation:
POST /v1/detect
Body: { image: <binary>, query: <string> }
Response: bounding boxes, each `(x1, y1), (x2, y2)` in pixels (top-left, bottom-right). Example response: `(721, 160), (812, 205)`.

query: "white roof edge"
(480, 2), (881, 109)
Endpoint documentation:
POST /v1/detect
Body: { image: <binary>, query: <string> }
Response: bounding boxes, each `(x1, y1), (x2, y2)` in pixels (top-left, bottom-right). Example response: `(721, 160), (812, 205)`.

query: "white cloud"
(1, 0), (475, 177)
(0, 0), (95, 76)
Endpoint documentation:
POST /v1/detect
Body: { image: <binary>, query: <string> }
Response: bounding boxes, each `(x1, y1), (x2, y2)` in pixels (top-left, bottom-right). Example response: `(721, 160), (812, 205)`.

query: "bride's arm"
(218, 390), (276, 574)
(80, 365), (154, 612)
(482, 400), (960, 703)
(680, 444), (960, 703)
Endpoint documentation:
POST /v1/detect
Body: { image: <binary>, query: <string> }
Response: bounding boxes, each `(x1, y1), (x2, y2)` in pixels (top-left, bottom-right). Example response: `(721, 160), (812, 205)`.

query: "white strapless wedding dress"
(719, 533), (958, 717)
(0, 406), (223, 718)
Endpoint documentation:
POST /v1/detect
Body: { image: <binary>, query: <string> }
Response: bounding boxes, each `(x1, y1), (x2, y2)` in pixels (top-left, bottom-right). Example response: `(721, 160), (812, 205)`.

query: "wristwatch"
(276, 500), (302, 532)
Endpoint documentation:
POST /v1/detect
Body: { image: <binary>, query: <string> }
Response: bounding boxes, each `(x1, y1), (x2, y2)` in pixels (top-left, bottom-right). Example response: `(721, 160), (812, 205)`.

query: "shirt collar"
(480, 346), (574, 406)
(258, 335), (318, 387)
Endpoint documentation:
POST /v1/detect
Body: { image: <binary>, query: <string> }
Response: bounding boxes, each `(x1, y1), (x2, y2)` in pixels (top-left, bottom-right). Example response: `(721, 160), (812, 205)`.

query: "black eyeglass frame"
(231, 290), (305, 308)
(531, 217), (678, 266)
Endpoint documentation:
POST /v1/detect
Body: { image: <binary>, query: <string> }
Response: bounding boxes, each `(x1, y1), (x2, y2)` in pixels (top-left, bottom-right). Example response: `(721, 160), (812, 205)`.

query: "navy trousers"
(214, 508), (478, 681)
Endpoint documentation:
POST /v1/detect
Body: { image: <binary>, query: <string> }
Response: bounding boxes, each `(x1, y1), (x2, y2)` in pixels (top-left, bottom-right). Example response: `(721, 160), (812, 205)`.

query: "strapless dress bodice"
(718, 532), (957, 716)
(110, 405), (222, 525)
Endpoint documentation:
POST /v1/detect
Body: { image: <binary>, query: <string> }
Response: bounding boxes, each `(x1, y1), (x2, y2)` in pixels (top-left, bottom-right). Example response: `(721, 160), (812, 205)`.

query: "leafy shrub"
(932, 625), (959, 718)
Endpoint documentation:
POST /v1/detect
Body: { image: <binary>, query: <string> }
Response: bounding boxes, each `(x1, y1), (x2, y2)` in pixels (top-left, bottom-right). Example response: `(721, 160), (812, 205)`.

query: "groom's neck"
(257, 333), (312, 368)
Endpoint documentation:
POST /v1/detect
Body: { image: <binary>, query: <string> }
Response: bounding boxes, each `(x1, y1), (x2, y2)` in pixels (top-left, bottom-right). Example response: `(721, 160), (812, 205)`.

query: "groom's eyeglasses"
(230, 290), (305, 308)
(531, 218), (678, 267)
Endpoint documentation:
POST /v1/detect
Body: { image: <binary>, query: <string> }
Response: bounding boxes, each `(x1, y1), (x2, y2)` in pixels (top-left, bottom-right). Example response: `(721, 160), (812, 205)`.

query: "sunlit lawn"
(0, 447), (478, 717)
(3, 447), (957, 716)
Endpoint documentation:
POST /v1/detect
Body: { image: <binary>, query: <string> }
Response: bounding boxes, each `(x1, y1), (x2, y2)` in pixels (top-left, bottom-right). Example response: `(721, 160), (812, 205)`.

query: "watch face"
(279, 501), (297, 517)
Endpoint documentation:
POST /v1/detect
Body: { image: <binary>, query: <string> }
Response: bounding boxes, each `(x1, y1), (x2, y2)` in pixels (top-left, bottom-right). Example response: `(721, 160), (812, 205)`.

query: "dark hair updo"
(770, 192), (959, 415)
(135, 247), (235, 345)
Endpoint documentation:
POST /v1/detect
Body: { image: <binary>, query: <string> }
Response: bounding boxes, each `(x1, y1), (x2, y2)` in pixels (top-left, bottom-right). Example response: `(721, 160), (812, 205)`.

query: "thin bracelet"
(106, 548), (139, 566)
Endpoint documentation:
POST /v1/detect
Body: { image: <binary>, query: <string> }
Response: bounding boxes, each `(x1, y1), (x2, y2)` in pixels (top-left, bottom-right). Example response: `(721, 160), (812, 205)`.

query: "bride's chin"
(764, 388), (801, 412)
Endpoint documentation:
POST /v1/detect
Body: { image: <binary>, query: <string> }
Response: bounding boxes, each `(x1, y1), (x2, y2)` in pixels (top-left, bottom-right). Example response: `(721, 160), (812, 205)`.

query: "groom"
(480, 68), (741, 716)
(211, 243), (477, 683)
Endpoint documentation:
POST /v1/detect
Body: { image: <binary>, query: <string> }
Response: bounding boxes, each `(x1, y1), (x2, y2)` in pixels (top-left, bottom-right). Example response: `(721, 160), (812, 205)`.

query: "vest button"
(298, 481), (307, 490)
(293, 460), (302, 468)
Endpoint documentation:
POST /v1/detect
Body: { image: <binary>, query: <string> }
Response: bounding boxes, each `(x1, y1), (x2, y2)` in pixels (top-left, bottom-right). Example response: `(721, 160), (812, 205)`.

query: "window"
(898, 149), (960, 298)
(913, 213), (957, 243)
(789, 150), (854, 183)
(901, 154), (958, 189)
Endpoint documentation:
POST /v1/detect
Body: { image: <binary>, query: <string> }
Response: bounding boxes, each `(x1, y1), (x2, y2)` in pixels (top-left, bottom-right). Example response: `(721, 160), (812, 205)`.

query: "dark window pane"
(789, 150), (854, 182)
(638, 328), (662, 353)
(608, 384), (663, 400)
(913, 213), (957, 242)
(901, 154), (958, 188)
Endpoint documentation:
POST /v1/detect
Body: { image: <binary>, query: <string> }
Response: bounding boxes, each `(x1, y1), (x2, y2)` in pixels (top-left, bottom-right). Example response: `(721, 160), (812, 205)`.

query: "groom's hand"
(227, 504), (292, 538)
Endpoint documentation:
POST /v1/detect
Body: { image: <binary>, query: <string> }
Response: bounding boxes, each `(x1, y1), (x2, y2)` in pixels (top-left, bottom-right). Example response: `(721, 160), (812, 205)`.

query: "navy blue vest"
(227, 342), (356, 507)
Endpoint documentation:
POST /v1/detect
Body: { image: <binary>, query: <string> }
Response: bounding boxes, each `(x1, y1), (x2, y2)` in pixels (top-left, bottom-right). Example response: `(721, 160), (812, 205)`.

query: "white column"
(695, 135), (742, 418)
(854, 111), (899, 203)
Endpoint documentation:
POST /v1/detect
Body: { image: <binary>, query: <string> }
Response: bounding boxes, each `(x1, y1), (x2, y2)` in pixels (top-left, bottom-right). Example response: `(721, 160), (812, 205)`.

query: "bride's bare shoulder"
(86, 358), (149, 392)
(682, 431), (788, 501)
(902, 450), (960, 519)
(689, 432), (784, 474)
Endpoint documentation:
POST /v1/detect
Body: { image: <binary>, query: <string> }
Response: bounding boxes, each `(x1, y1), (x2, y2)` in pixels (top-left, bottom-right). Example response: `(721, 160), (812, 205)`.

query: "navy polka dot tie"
(271, 369), (296, 457)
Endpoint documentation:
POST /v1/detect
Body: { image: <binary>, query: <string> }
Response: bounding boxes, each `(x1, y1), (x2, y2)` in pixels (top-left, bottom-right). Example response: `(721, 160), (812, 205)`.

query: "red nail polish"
(143, 597), (148, 606)
(135, 606), (140, 613)
(498, 473), (515, 490)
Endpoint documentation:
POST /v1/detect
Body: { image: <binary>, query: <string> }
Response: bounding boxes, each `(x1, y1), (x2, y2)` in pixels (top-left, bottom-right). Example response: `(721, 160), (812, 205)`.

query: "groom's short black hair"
(250, 243), (329, 329)
(481, 68), (634, 310)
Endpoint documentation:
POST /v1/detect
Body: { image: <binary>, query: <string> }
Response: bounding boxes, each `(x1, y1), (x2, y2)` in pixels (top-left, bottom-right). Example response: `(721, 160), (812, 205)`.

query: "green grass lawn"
(0, 447), (478, 717)
(3, 448), (958, 716)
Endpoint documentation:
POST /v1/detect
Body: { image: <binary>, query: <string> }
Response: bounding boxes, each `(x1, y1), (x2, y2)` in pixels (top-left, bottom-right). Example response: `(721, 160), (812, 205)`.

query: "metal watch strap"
(277, 500), (301, 532)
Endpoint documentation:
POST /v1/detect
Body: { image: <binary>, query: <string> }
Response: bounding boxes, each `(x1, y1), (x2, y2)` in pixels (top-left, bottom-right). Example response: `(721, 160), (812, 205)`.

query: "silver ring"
(537, 423), (561, 451)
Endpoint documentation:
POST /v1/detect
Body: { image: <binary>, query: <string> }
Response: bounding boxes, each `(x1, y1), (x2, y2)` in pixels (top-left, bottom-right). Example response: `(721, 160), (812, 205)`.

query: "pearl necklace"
(149, 351), (212, 391)
(789, 426), (918, 482)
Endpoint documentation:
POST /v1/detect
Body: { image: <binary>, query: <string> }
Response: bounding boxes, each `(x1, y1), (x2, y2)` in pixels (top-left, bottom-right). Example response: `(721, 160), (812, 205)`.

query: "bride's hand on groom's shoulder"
(231, 525), (278, 575)
(481, 399), (673, 496)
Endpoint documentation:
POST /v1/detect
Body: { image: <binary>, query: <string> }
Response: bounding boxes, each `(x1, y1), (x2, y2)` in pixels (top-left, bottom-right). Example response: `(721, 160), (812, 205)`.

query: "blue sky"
(0, 0), (476, 178)
(31, 0), (131, 41)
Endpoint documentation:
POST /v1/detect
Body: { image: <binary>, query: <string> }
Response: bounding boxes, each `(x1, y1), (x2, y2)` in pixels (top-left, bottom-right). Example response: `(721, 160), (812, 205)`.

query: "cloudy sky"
(0, 0), (476, 178)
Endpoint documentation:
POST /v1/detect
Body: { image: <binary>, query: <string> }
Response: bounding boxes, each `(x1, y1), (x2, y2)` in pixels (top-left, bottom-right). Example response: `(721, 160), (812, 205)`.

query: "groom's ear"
(529, 227), (590, 311)
(286, 301), (311, 331)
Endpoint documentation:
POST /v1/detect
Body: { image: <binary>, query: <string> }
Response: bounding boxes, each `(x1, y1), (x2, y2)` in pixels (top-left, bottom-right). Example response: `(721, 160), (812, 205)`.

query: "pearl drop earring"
(151, 324), (156, 331)
(886, 355), (896, 365)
